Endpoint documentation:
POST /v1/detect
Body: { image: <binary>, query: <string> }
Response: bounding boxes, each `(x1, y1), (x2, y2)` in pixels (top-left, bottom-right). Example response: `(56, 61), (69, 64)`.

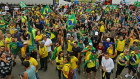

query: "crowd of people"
(0, 1), (140, 79)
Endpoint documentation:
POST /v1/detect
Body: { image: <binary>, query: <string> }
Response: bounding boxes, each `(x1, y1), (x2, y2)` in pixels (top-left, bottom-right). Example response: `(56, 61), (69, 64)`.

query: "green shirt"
(10, 42), (20, 54)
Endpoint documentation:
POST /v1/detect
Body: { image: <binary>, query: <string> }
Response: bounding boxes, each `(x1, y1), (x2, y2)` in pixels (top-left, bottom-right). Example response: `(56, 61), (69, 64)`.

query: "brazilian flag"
(27, 18), (35, 53)
(67, 14), (77, 30)
(95, 7), (101, 12)
(20, 1), (27, 8)
(109, 5), (117, 10)
(134, 2), (140, 6)
(41, 5), (52, 15)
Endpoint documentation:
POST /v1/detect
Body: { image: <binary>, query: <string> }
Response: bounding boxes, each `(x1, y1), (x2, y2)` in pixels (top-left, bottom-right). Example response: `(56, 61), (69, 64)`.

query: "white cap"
(106, 38), (110, 41)
(95, 32), (98, 35)
(23, 41), (28, 45)
(89, 43), (93, 46)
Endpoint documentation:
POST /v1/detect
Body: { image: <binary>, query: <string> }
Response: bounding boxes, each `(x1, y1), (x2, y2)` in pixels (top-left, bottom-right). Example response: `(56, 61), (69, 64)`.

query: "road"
(11, 58), (133, 79)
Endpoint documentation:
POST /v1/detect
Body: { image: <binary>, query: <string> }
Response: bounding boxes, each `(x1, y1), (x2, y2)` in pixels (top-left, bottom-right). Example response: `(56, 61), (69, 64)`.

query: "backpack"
(68, 67), (74, 79)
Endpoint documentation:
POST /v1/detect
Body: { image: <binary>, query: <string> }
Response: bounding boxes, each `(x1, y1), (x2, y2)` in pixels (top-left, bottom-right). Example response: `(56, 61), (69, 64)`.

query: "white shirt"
(43, 38), (52, 52)
(101, 56), (114, 72)
(5, 6), (9, 11)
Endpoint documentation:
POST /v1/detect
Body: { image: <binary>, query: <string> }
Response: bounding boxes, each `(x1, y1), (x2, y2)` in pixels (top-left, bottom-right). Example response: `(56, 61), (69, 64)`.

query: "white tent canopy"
(112, 0), (138, 4)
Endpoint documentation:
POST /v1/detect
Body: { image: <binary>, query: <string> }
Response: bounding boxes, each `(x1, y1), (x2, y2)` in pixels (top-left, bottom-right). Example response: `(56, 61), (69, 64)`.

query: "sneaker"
(131, 76), (134, 79)
(78, 70), (80, 75)
(125, 73), (131, 78)
(13, 62), (16, 67)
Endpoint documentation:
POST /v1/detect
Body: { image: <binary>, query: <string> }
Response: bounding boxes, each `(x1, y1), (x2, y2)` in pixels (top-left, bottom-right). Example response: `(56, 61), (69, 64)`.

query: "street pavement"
(11, 58), (133, 79)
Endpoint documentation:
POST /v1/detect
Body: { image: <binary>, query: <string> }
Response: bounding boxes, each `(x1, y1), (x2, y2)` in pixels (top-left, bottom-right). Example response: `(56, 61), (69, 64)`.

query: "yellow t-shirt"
(9, 25), (15, 34)
(100, 25), (105, 32)
(67, 40), (74, 52)
(39, 46), (48, 58)
(70, 56), (78, 70)
(56, 56), (64, 70)
(87, 60), (96, 68)
(5, 37), (12, 49)
(107, 47), (117, 58)
(117, 39), (125, 51)
(128, 38), (139, 48)
(62, 63), (70, 78)
(21, 16), (27, 23)
(24, 57), (38, 72)
(35, 34), (43, 43)
(21, 46), (26, 58)
(0, 40), (4, 47)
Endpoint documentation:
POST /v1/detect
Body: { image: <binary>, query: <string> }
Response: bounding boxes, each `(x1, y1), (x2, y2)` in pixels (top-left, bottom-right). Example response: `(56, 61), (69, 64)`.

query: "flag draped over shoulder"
(41, 5), (52, 15)
(27, 18), (35, 53)
(51, 47), (58, 61)
(20, 1), (27, 8)
(82, 54), (97, 68)
(134, 2), (140, 6)
(67, 14), (77, 30)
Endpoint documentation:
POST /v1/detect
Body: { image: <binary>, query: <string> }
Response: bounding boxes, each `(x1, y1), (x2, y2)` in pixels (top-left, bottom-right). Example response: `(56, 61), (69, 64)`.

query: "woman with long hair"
(107, 44), (117, 62)
(56, 51), (64, 79)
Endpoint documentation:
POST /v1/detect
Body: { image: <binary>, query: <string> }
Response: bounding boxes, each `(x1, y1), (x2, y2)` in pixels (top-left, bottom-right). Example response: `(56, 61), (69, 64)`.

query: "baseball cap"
(92, 50), (96, 54)
(25, 53), (30, 58)
(89, 43), (93, 46)
(106, 38), (110, 41)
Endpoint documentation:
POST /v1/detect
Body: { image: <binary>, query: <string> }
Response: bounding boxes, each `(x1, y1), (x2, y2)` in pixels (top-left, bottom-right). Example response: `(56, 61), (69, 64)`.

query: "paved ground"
(11, 58), (133, 79)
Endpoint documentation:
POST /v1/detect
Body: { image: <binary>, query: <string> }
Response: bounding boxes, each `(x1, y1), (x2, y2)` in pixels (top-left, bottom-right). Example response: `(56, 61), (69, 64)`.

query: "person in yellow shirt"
(21, 14), (27, 24)
(39, 41), (48, 72)
(62, 56), (70, 79)
(24, 53), (39, 79)
(100, 22), (105, 33)
(69, 53), (78, 79)
(56, 51), (64, 79)
(21, 41), (29, 64)
(128, 35), (139, 49)
(115, 49), (128, 79)
(107, 44), (117, 61)
(35, 31), (43, 49)
(86, 50), (98, 79)
(8, 22), (16, 35)
(5, 33), (12, 51)
(67, 36), (75, 54)
(116, 35), (126, 56)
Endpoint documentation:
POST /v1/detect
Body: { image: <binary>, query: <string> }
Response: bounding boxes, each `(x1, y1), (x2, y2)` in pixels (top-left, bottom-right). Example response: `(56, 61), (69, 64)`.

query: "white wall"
(0, 0), (53, 5)
(112, 0), (138, 4)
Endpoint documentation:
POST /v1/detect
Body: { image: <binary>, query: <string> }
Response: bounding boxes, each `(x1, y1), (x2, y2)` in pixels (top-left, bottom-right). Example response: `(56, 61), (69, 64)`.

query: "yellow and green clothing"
(0, 40), (4, 47)
(21, 46), (26, 58)
(62, 63), (70, 78)
(100, 25), (105, 32)
(56, 56), (64, 70)
(5, 37), (12, 49)
(67, 40), (75, 52)
(118, 53), (128, 66)
(70, 56), (78, 70)
(128, 38), (139, 48)
(39, 46), (48, 58)
(116, 39), (125, 52)
(107, 47), (117, 59)
(10, 42), (20, 54)
(9, 25), (15, 35)
(129, 51), (140, 67)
